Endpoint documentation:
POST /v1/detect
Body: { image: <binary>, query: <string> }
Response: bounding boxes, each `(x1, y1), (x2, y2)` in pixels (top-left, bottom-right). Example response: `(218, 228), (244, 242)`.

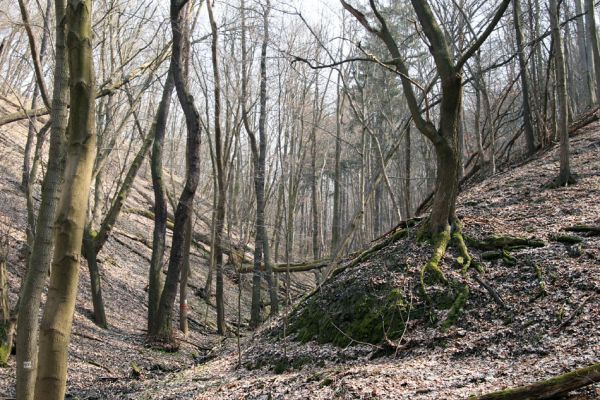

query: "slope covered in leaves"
(136, 120), (600, 399)
(0, 96), (313, 398)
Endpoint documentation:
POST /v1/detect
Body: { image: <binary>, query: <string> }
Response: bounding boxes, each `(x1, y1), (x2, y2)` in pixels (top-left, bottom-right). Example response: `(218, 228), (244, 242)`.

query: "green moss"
(0, 343), (9, 367)
(441, 283), (469, 331)
(467, 235), (544, 251)
(551, 234), (583, 244)
(290, 286), (409, 347)
(320, 377), (334, 387)
(421, 226), (451, 287)
(0, 324), (10, 367)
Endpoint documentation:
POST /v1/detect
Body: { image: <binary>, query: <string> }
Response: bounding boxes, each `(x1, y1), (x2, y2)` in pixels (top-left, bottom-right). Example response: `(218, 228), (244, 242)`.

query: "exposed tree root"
(533, 263), (546, 297)
(481, 249), (517, 265)
(563, 224), (600, 236)
(451, 219), (473, 273)
(546, 172), (578, 188)
(441, 282), (469, 331)
(550, 234), (583, 244)
(467, 235), (545, 251)
(420, 225), (451, 290)
(469, 363), (600, 400)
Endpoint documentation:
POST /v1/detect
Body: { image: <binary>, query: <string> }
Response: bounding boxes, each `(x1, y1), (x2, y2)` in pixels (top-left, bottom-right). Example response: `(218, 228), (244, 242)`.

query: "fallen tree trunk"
(237, 258), (331, 274)
(470, 363), (600, 400)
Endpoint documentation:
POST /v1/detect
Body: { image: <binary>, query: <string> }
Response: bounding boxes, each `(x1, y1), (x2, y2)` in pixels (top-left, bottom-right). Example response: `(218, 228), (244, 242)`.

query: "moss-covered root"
(533, 264), (546, 297)
(441, 283), (469, 331)
(469, 362), (600, 400)
(468, 235), (545, 251)
(420, 225), (451, 291)
(451, 219), (473, 273)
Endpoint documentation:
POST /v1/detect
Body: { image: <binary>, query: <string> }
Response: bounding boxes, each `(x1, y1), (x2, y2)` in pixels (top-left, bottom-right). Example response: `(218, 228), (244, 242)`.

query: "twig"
(554, 295), (595, 332)
(71, 353), (113, 374)
(472, 273), (509, 310)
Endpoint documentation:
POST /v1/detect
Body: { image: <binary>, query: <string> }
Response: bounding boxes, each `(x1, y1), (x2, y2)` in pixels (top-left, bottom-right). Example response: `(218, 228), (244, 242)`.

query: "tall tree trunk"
(586, 0), (600, 103)
(513, 0), (537, 154)
(151, 0), (202, 342)
(331, 79), (343, 255)
(15, 0), (69, 397)
(404, 125), (411, 219)
(574, 0), (592, 107)
(245, 0), (278, 327)
(551, 0), (575, 185)
(34, 0), (96, 397)
(207, 0), (227, 335)
(148, 67), (175, 333)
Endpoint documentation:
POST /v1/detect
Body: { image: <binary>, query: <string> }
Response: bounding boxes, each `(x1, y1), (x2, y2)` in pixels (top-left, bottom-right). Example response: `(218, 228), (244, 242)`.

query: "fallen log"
(469, 363), (600, 400)
(237, 258), (331, 274)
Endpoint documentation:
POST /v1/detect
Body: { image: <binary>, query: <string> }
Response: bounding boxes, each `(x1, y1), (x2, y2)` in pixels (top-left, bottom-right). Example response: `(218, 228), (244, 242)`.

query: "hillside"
(0, 97), (599, 399)
(117, 120), (598, 399)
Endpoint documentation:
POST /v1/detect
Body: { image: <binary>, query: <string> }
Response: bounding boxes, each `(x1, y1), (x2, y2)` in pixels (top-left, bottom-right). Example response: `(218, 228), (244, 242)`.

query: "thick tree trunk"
(34, 0), (97, 397)
(148, 67), (175, 333)
(429, 75), (463, 235)
(15, 1), (69, 397)
(206, 0), (227, 335)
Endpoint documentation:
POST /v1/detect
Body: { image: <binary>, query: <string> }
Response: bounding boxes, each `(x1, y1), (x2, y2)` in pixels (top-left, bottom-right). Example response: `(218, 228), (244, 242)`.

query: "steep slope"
(127, 121), (600, 399)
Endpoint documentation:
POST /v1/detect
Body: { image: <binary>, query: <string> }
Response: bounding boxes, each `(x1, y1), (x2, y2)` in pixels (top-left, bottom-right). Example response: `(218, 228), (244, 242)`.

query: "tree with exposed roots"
(340, 0), (511, 290)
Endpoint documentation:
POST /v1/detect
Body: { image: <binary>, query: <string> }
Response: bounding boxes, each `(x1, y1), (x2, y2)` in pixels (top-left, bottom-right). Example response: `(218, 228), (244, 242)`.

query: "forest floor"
(0, 98), (599, 399)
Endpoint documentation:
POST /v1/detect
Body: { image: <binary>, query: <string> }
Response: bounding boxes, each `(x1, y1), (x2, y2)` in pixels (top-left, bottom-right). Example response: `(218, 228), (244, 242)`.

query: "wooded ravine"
(0, 0), (599, 399)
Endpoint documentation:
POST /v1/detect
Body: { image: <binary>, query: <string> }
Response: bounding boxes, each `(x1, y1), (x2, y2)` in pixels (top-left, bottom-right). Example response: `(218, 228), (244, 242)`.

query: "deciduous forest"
(0, 0), (599, 398)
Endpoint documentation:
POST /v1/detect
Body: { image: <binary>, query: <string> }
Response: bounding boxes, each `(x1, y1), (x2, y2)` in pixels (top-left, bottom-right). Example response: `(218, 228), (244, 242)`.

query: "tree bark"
(207, 0), (227, 335)
(244, 0), (278, 328)
(15, 0), (69, 397)
(586, 0), (600, 103)
(151, 0), (202, 342)
(551, 0), (574, 185)
(513, 0), (537, 154)
(575, 0), (594, 108)
(34, 0), (96, 397)
(148, 67), (175, 333)
(470, 363), (600, 400)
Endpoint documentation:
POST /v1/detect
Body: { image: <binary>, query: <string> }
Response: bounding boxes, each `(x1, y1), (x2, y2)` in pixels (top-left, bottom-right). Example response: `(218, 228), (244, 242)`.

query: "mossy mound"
(283, 234), (438, 348)
(282, 220), (491, 348)
(290, 282), (409, 347)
